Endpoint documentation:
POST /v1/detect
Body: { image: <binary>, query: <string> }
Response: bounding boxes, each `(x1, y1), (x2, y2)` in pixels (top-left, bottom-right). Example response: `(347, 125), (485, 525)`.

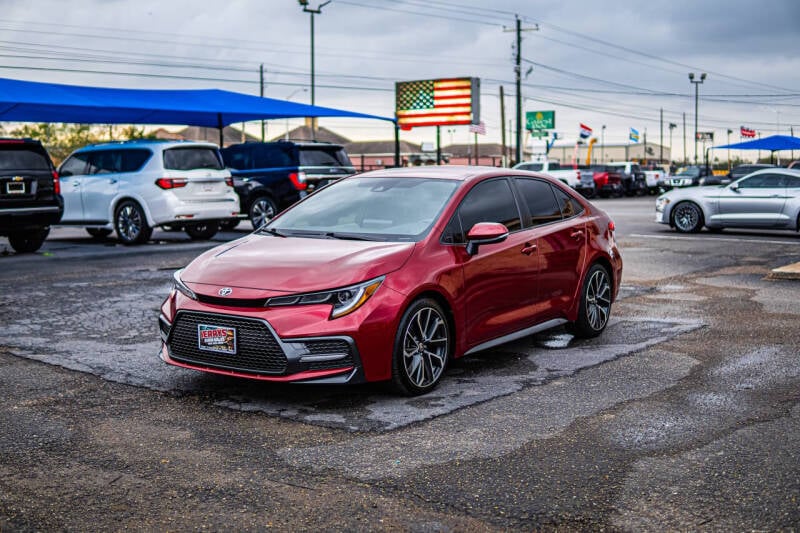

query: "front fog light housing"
(267, 277), (384, 319)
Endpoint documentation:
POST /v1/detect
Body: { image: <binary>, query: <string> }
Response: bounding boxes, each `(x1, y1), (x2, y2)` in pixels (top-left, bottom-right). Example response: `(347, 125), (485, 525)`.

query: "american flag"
(468, 121), (486, 135)
(396, 78), (475, 128)
(741, 126), (756, 138)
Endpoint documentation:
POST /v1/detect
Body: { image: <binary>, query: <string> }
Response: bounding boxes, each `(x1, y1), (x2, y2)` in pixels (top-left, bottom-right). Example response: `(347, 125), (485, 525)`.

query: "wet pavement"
(1, 197), (799, 531)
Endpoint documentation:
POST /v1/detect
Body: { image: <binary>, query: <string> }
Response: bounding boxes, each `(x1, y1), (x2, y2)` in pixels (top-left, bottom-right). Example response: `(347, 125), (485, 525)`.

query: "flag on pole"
(740, 126), (756, 138)
(579, 123), (592, 139)
(468, 121), (486, 135)
(629, 128), (640, 142)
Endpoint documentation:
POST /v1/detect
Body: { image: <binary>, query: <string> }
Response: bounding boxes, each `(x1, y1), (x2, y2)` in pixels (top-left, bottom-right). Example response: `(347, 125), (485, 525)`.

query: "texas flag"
(579, 123), (592, 139)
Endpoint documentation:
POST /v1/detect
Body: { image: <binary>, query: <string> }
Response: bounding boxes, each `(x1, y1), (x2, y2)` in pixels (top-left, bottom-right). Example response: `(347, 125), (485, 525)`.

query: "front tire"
(391, 298), (451, 396)
(248, 195), (278, 229)
(115, 200), (151, 245)
(569, 263), (612, 338)
(185, 223), (218, 240)
(8, 228), (49, 253)
(671, 201), (704, 233)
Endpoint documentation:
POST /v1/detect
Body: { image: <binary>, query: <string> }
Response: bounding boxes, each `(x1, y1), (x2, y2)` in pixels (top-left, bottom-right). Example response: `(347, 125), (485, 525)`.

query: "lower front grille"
(168, 311), (287, 374)
(302, 339), (355, 371)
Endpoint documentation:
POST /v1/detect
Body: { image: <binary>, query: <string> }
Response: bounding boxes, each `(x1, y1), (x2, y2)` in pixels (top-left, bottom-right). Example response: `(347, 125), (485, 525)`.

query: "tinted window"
(552, 187), (584, 218)
(516, 163), (543, 171)
(298, 147), (352, 167)
(59, 153), (90, 176)
(122, 149), (152, 172)
(515, 178), (561, 226)
(254, 145), (293, 168)
(0, 145), (51, 171)
(88, 150), (123, 174)
(738, 173), (785, 188)
(163, 147), (223, 170)
(784, 175), (800, 188)
(440, 215), (464, 244)
(458, 179), (522, 239)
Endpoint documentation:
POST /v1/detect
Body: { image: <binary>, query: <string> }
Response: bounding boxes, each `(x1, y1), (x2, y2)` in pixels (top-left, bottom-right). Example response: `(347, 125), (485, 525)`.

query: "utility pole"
(601, 125), (606, 163)
(727, 129), (732, 172)
(669, 122), (676, 163)
(689, 72), (707, 164)
(659, 108), (663, 162)
(260, 64), (265, 141)
(499, 86), (507, 167)
(682, 112), (687, 165)
(299, 0), (331, 137)
(504, 15), (537, 165)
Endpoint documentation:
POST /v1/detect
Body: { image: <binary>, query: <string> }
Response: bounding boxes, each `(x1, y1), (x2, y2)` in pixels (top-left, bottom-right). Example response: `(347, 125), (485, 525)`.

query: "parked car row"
(515, 160), (654, 199)
(0, 137), (358, 252)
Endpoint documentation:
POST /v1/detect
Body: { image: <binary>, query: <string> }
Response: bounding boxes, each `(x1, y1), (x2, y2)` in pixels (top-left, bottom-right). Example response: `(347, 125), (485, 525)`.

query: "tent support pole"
(394, 123), (400, 167)
(217, 113), (224, 147)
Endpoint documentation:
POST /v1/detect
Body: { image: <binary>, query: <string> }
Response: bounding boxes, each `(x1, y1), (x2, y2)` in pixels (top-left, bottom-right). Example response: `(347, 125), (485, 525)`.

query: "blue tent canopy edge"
(714, 135), (800, 151)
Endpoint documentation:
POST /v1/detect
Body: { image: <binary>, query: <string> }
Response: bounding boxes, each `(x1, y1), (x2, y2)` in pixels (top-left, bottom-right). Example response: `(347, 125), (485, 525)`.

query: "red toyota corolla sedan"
(159, 166), (622, 395)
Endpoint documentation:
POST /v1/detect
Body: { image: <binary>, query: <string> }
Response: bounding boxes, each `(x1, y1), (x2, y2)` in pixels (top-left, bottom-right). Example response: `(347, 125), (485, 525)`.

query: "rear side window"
(59, 153), (91, 176)
(163, 147), (223, 170)
(0, 145), (51, 170)
(88, 150), (123, 174)
(785, 175), (800, 188)
(299, 147), (352, 167)
(514, 178), (562, 226)
(552, 187), (585, 218)
(455, 178), (522, 241)
(254, 145), (293, 168)
(122, 149), (152, 172)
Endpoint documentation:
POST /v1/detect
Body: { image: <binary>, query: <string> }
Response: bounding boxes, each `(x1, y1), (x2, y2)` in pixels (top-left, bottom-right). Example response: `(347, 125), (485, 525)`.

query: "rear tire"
(391, 298), (451, 396)
(8, 228), (49, 253)
(86, 228), (112, 239)
(671, 201), (704, 233)
(185, 222), (218, 240)
(219, 219), (240, 231)
(248, 195), (278, 229)
(115, 200), (151, 245)
(569, 263), (612, 338)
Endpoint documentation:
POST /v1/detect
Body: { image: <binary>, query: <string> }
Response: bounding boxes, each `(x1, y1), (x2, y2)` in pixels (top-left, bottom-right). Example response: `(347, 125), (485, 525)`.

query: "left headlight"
(172, 269), (197, 300)
(655, 196), (671, 212)
(267, 276), (384, 319)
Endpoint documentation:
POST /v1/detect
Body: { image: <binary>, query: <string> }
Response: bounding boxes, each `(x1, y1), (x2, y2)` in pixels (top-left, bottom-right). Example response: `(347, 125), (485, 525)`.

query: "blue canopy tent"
(714, 135), (800, 164)
(0, 77), (400, 161)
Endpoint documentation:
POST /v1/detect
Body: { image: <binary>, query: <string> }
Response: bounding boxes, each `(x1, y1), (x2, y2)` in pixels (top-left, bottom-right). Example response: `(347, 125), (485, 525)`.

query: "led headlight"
(172, 269), (197, 300)
(268, 276), (384, 319)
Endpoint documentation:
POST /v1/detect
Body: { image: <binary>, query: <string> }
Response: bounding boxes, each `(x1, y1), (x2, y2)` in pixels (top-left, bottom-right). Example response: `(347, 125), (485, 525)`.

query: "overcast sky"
(3, 0), (800, 161)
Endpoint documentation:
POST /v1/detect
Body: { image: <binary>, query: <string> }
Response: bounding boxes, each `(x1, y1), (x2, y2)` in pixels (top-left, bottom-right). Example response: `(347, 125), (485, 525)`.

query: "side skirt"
(463, 318), (568, 357)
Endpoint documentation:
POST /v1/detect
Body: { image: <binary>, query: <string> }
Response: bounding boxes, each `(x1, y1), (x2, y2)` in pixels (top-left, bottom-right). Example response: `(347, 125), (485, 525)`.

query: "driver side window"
(738, 173), (785, 189)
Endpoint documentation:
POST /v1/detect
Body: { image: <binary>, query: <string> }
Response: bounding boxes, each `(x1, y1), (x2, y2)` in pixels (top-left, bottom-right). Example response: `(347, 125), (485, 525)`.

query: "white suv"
(58, 140), (240, 244)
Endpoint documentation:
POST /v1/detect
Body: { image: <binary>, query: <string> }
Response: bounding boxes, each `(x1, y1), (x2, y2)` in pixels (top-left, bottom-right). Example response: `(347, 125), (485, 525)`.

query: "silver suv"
(58, 140), (240, 244)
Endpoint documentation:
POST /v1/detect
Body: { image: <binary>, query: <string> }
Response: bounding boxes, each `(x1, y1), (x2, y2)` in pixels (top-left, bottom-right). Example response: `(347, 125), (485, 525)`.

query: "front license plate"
(6, 182), (25, 194)
(197, 324), (237, 354)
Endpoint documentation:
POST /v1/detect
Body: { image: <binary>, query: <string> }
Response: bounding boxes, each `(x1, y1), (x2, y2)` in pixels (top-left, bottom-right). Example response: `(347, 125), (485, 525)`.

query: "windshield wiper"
(258, 227), (287, 237)
(324, 232), (384, 241)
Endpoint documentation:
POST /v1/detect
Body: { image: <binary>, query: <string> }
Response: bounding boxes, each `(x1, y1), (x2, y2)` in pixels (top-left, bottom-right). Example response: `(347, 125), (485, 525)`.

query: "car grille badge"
(218, 287), (233, 296)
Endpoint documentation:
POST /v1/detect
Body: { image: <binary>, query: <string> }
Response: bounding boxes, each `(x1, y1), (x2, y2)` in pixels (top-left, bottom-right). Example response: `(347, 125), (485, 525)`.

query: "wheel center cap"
(417, 342), (426, 352)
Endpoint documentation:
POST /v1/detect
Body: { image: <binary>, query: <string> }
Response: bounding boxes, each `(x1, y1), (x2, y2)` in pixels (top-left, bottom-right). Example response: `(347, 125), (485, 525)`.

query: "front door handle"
(521, 243), (537, 255)
(570, 230), (585, 240)
(109, 179), (118, 184)
(72, 181), (80, 187)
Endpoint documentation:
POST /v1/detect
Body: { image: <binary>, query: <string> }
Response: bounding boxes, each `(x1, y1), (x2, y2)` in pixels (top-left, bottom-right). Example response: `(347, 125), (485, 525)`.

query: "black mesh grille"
(303, 339), (355, 371)
(168, 311), (287, 374)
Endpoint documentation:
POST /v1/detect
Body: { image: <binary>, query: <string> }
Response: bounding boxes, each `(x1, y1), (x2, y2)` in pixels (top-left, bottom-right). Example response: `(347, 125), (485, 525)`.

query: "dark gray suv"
(221, 141), (356, 229)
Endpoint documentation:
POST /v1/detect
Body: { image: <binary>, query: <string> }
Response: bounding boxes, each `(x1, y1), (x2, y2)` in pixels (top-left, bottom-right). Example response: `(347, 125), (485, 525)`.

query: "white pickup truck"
(513, 160), (592, 196)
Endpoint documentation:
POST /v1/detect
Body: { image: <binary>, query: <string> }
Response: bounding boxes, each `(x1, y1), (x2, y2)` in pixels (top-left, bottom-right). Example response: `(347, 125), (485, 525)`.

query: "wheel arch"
(405, 288), (458, 360)
(110, 194), (155, 228)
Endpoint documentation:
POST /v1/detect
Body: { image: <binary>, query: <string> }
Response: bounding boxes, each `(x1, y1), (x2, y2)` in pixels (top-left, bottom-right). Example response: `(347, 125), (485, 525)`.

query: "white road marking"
(628, 233), (800, 246)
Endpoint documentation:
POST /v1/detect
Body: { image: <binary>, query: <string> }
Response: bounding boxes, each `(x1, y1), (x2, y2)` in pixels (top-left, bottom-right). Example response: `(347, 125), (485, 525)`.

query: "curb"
(769, 262), (800, 280)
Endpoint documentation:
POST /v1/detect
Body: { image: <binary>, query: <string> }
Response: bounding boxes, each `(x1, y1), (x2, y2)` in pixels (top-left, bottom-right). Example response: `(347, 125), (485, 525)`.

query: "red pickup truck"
(587, 165), (624, 198)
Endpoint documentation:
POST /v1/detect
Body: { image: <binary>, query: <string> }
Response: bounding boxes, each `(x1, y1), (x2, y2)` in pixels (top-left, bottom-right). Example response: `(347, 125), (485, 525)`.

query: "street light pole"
(601, 124), (606, 163)
(669, 122), (676, 164)
(689, 72), (706, 164)
(284, 88), (309, 140)
(298, 0), (330, 136)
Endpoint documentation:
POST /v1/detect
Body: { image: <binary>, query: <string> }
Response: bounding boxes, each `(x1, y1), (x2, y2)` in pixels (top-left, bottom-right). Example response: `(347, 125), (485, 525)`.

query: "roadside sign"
(530, 130), (548, 138)
(696, 131), (714, 141)
(526, 110), (555, 131)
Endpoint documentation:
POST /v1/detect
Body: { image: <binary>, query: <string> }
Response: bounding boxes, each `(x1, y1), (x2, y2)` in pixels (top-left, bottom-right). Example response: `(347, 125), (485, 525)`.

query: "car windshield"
(267, 176), (459, 242)
(676, 167), (701, 177)
(163, 147), (224, 170)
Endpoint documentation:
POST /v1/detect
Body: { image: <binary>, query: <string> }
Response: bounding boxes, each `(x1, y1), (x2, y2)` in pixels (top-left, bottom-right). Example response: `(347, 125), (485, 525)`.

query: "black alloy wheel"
(115, 200), (152, 245)
(249, 196), (278, 229)
(671, 201), (704, 233)
(392, 298), (451, 396)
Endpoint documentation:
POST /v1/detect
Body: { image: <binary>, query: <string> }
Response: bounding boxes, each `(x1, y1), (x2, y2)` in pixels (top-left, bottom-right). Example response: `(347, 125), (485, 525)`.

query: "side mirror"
(465, 222), (508, 256)
(729, 182), (739, 192)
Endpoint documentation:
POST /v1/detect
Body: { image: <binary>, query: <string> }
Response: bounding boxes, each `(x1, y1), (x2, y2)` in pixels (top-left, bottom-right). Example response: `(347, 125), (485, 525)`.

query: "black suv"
(221, 141), (356, 229)
(0, 139), (63, 253)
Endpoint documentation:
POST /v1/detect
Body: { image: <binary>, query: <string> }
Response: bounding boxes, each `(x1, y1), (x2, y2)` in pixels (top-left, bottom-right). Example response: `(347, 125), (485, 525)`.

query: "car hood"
(181, 234), (416, 294)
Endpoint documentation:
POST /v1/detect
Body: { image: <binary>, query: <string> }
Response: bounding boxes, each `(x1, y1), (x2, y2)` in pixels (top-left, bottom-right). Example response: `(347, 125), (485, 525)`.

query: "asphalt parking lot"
(1, 196), (799, 531)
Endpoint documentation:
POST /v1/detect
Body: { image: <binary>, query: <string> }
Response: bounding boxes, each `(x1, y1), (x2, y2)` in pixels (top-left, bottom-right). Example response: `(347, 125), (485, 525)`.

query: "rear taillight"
(225, 176), (234, 187)
(594, 172), (608, 187)
(608, 221), (616, 232)
(576, 170), (581, 179)
(289, 171), (307, 191)
(52, 170), (60, 195)
(155, 178), (189, 190)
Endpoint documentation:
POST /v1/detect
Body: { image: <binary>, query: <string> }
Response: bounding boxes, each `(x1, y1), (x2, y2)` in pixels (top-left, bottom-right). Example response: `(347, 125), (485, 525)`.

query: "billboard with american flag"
(395, 77), (480, 129)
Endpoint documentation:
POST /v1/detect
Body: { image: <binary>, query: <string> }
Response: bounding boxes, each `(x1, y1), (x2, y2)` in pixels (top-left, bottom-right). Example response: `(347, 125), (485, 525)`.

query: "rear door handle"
(521, 243), (537, 255)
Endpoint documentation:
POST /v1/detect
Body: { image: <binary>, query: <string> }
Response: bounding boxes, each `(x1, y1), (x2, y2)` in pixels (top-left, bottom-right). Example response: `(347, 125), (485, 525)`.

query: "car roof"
(352, 165), (560, 184)
(76, 139), (219, 152)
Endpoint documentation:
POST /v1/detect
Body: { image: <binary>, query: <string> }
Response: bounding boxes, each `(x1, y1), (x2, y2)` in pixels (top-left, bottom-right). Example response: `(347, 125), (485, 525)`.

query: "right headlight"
(172, 269), (197, 300)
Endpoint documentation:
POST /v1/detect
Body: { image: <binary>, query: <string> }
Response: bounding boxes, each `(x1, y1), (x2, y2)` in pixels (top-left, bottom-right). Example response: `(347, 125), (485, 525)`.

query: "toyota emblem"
(218, 287), (233, 296)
